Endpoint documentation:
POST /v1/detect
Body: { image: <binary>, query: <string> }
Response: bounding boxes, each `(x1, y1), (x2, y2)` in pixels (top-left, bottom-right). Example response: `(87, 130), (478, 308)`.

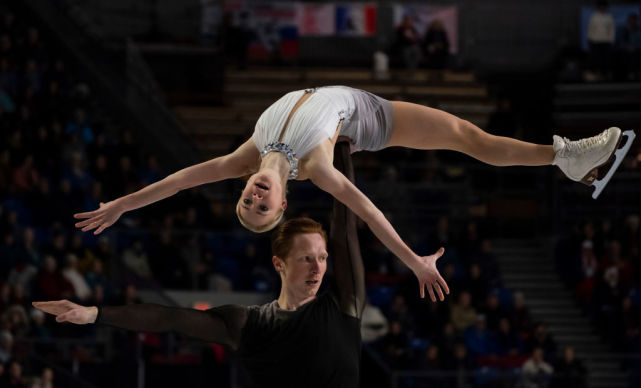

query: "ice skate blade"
(591, 130), (636, 199)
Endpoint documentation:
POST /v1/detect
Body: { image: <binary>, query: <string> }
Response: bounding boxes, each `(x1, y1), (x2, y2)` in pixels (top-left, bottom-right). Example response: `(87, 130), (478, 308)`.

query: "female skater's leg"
(387, 101), (555, 167)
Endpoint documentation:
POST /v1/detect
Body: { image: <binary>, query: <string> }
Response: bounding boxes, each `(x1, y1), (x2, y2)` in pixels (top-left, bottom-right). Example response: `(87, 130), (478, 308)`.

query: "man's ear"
(272, 255), (284, 273)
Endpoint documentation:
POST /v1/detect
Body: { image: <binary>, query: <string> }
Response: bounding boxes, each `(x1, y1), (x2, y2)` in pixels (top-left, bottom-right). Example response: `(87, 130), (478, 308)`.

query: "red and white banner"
(296, 3), (335, 36)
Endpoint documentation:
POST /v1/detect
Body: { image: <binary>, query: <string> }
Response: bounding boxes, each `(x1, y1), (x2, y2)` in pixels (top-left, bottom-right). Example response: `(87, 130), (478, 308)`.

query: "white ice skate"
(553, 127), (636, 199)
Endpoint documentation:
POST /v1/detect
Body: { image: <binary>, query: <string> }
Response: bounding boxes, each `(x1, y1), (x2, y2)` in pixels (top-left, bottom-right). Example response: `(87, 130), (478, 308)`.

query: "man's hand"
(32, 300), (98, 324)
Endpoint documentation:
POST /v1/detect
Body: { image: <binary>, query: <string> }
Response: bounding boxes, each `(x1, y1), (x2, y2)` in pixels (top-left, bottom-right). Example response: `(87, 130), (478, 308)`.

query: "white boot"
(553, 127), (637, 199)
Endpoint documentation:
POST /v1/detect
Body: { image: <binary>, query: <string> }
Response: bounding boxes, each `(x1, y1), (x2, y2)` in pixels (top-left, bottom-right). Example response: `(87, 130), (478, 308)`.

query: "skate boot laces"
(559, 130), (609, 157)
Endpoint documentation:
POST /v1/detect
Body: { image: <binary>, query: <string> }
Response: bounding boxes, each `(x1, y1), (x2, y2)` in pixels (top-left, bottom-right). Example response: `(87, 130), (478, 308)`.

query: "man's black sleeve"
(98, 303), (247, 350)
(330, 142), (366, 319)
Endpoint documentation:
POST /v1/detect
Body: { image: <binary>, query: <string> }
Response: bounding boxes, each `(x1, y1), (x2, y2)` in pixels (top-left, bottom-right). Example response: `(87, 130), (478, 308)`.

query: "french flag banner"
(335, 3), (378, 36)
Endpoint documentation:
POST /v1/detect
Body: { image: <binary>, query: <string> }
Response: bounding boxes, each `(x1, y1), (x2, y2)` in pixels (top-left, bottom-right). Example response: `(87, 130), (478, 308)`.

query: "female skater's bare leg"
(387, 101), (555, 167)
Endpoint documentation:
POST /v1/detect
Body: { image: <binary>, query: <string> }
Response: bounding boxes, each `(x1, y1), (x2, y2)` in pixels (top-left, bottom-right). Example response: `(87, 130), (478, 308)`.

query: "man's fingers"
(419, 281), (425, 299)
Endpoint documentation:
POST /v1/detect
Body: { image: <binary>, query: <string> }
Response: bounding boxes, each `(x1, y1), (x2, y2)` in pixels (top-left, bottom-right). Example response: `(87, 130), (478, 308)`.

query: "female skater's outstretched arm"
(75, 139), (260, 234)
(312, 161), (449, 301)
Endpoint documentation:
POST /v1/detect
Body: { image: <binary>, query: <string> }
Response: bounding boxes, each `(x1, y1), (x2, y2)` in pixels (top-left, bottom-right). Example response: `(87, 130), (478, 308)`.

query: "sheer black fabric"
(98, 303), (247, 349)
(330, 141), (366, 319)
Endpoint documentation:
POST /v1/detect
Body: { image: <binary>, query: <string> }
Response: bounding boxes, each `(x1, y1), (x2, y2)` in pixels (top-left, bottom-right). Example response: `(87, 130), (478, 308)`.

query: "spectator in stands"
(12, 154), (38, 193)
(28, 308), (50, 341)
(586, 0), (615, 81)
(396, 15), (422, 72)
(65, 108), (94, 145)
(35, 255), (73, 301)
(495, 317), (521, 356)
(0, 331), (12, 363)
(417, 344), (442, 387)
(446, 343), (474, 387)
(468, 264), (488, 307)
(121, 239), (153, 283)
(422, 19), (449, 69)
(1, 305), (29, 337)
(436, 322), (459, 365)
(2, 360), (26, 388)
(552, 346), (586, 388)
(450, 291), (476, 331)
(463, 314), (493, 357)
(42, 232), (67, 267)
(382, 320), (409, 368)
(482, 291), (505, 332)
(30, 367), (54, 388)
(621, 13), (641, 80)
(595, 266), (627, 341)
(61, 254), (91, 302)
(525, 323), (557, 362)
(522, 347), (553, 388)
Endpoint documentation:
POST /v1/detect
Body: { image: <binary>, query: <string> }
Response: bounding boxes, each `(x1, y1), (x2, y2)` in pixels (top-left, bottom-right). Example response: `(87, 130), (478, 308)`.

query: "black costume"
(97, 143), (366, 388)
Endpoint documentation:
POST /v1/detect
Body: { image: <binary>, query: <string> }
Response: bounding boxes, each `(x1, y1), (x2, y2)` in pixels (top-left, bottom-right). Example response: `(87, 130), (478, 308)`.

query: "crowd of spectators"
(359, 216), (586, 387)
(557, 215), (641, 354)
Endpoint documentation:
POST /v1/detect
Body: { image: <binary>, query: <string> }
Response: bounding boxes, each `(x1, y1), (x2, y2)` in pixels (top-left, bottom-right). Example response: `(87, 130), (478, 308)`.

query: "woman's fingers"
(426, 283), (436, 302)
(74, 209), (100, 219)
(81, 219), (104, 232)
(94, 223), (110, 235)
(75, 216), (101, 228)
(434, 283), (445, 301)
(419, 281), (425, 299)
(438, 277), (450, 295)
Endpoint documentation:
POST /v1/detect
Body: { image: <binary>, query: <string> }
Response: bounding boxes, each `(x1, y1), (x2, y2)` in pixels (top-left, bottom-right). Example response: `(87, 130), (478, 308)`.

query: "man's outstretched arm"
(33, 300), (247, 350)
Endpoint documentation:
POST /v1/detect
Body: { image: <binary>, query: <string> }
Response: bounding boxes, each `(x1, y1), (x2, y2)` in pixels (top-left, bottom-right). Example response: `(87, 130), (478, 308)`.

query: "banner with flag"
(296, 3), (335, 36)
(335, 3), (378, 36)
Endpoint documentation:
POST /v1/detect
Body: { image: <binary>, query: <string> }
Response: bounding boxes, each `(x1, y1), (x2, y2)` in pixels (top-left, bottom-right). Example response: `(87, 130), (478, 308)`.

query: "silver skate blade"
(592, 130), (636, 199)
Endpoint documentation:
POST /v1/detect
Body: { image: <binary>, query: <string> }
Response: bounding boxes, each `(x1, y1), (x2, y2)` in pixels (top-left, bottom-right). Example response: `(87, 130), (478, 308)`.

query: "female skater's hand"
(74, 200), (124, 235)
(411, 247), (450, 302)
(32, 300), (98, 324)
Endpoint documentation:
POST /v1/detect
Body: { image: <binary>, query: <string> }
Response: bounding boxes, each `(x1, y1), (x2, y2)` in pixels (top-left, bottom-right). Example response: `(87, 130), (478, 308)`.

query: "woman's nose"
(252, 192), (263, 199)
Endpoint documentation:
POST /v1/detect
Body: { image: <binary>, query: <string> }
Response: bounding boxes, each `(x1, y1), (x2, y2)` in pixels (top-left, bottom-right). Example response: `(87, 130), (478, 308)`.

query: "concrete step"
(529, 307), (583, 316)
(503, 282), (565, 291)
(526, 299), (576, 308)
(548, 326), (594, 334)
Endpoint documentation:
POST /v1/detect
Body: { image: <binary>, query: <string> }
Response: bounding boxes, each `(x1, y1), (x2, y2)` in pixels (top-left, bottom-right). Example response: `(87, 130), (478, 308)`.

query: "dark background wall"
(71, 0), (631, 71)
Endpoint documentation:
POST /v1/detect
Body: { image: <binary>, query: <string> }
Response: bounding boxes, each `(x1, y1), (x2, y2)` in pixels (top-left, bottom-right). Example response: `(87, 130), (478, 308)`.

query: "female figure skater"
(74, 86), (631, 299)
(35, 144), (427, 387)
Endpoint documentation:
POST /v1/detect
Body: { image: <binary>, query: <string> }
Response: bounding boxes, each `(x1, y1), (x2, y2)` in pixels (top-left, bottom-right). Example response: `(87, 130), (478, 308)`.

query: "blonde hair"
(236, 201), (284, 233)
